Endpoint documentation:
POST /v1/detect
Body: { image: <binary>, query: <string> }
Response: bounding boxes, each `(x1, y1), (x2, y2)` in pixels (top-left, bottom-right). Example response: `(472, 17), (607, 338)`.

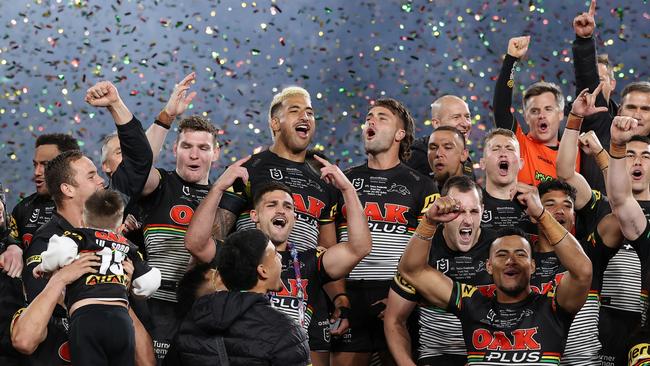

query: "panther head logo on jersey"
(352, 178), (364, 191)
(270, 168), (283, 180)
(387, 183), (410, 196)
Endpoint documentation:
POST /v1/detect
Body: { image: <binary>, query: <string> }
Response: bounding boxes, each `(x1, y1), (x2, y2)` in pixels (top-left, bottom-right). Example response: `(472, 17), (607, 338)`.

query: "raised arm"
(557, 85), (609, 209)
(85, 81), (153, 198)
(493, 36), (530, 131)
(141, 72), (197, 196)
(12, 253), (99, 355)
(318, 156), (371, 279)
(517, 185), (592, 313)
(184, 156), (250, 263)
(397, 196), (460, 309)
(607, 116), (648, 240)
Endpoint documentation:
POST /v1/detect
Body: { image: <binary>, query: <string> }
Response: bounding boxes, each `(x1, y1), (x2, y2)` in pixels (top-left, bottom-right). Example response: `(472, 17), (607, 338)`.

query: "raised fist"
(507, 36), (531, 59)
(85, 81), (121, 107)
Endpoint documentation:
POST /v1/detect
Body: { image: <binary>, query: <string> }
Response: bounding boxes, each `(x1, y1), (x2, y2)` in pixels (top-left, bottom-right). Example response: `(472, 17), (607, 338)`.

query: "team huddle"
(0, 2), (650, 366)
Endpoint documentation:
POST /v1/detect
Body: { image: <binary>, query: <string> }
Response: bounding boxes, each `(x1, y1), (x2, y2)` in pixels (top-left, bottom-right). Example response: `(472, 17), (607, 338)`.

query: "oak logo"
(293, 194), (326, 219)
(472, 328), (541, 351)
(170, 205), (195, 226)
(275, 278), (310, 300)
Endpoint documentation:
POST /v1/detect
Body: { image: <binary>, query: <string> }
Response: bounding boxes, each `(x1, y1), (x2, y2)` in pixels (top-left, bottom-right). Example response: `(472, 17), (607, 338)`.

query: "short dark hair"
(176, 262), (216, 318)
(45, 150), (84, 206)
(35, 133), (79, 152)
(621, 81), (650, 104)
(523, 81), (564, 111)
(83, 189), (124, 230)
(432, 125), (467, 149)
(252, 182), (293, 210)
(441, 175), (482, 202)
(176, 115), (219, 147)
(216, 229), (270, 291)
(490, 227), (532, 257)
(537, 179), (577, 203)
(630, 135), (650, 145)
(371, 98), (415, 161)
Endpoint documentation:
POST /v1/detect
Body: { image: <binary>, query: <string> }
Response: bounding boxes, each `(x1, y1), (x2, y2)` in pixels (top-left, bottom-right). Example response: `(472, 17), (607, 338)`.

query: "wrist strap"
(414, 219), (437, 240)
(538, 210), (569, 246)
(154, 120), (171, 130)
(566, 112), (584, 131)
(156, 109), (174, 125)
(609, 143), (626, 159)
(595, 149), (609, 170)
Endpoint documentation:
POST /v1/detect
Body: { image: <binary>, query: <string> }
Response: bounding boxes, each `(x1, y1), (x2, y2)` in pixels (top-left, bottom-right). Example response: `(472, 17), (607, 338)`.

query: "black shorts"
(69, 304), (134, 366)
(418, 354), (467, 366)
(308, 315), (331, 351)
(330, 280), (390, 353)
(599, 307), (641, 366)
(148, 298), (182, 365)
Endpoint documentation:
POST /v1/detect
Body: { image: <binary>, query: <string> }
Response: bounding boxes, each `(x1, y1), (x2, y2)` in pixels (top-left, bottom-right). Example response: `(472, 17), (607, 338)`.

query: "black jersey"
(530, 226), (617, 365)
(11, 308), (71, 366)
(40, 228), (158, 309)
(448, 281), (574, 365)
(481, 189), (536, 235)
(138, 168), (209, 302)
(391, 228), (496, 360)
(23, 212), (73, 308)
(269, 247), (333, 334)
(337, 162), (437, 280)
(219, 150), (337, 252)
(600, 199), (648, 317)
(9, 192), (55, 248)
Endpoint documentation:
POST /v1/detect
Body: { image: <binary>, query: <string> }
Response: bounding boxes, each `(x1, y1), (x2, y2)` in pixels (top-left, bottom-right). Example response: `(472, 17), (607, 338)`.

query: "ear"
(60, 182), (75, 200)
(101, 161), (110, 174)
(517, 157), (524, 171)
(461, 148), (469, 163)
(211, 145), (221, 163)
(270, 117), (281, 135)
(479, 157), (486, 170)
(530, 258), (536, 274)
(172, 142), (178, 158)
(256, 263), (269, 281)
(395, 129), (406, 142)
(486, 258), (493, 275)
(610, 78), (617, 92)
(431, 119), (441, 129)
(250, 209), (259, 224)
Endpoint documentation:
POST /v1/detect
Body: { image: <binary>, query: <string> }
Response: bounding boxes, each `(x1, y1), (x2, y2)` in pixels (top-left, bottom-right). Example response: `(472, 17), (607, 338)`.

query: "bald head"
(430, 95), (471, 139)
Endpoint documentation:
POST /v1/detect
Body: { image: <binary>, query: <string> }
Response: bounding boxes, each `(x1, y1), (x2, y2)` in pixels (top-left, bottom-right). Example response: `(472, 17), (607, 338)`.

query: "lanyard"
(287, 242), (306, 327)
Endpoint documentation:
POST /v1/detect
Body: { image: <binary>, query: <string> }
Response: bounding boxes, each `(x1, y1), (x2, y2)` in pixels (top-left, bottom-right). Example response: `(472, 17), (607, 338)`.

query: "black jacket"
(169, 291), (310, 366)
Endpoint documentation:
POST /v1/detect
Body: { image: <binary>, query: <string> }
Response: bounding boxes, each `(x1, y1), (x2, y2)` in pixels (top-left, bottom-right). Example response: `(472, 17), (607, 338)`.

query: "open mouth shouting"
(631, 168), (644, 181)
(538, 121), (549, 134)
(503, 266), (521, 279)
(365, 127), (376, 140)
(498, 159), (510, 176)
(34, 177), (45, 190)
(459, 226), (473, 242)
(271, 216), (288, 229)
(295, 123), (311, 138)
(187, 164), (202, 172)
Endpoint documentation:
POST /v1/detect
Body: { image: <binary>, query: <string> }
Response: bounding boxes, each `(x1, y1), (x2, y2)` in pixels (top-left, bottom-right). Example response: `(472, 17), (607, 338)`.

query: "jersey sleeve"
(8, 209), (20, 245)
(390, 270), (421, 302)
(110, 116), (153, 200)
(314, 247), (334, 285)
(628, 220), (650, 266)
(546, 276), (576, 324)
(493, 54), (520, 132)
(40, 234), (79, 272)
(575, 190), (611, 241)
(417, 180), (439, 222)
(319, 185), (338, 225)
(582, 226), (618, 278)
(217, 178), (250, 216)
(22, 235), (49, 304)
(447, 281), (482, 317)
(128, 245), (161, 298)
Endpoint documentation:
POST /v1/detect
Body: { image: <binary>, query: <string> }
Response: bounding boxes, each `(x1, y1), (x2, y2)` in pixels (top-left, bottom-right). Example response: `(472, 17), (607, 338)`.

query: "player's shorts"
(418, 354), (467, 366)
(69, 304), (134, 366)
(330, 280), (390, 353)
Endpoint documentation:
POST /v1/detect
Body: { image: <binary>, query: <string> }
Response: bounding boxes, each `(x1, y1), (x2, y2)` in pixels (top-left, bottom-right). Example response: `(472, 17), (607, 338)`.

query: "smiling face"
(364, 106), (404, 158)
(625, 140), (650, 195)
(250, 189), (296, 246)
(271, 94), (315, 154)
(66, 156), (105, 206)
(442, 187), (483, 252)
(482, 134), (523, 188)
(487, 235), (535, 299)
(259, 241), (284, 292)
(620, 91), (650, 136)
(432, 96), (472, 139)
(101, 135), (122, 177)
(524, 92), (563, 145)
(173, 130), (219, 185)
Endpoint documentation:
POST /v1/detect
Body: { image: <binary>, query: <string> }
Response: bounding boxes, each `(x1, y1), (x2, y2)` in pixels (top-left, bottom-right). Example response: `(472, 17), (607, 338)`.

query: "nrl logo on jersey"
(387, 183), (410, 196)
(270, 168), (283, 180)
(436, 258), (450, 274)
(482, 210), (492, 223)
(352, 178), (364, 191)
(182, 186), (190, 196)
(29, 209), (40, 223)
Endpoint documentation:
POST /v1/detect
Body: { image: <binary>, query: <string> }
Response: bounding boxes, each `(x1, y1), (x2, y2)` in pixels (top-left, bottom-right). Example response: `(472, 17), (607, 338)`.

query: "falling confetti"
(0, 0), (647, 204)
